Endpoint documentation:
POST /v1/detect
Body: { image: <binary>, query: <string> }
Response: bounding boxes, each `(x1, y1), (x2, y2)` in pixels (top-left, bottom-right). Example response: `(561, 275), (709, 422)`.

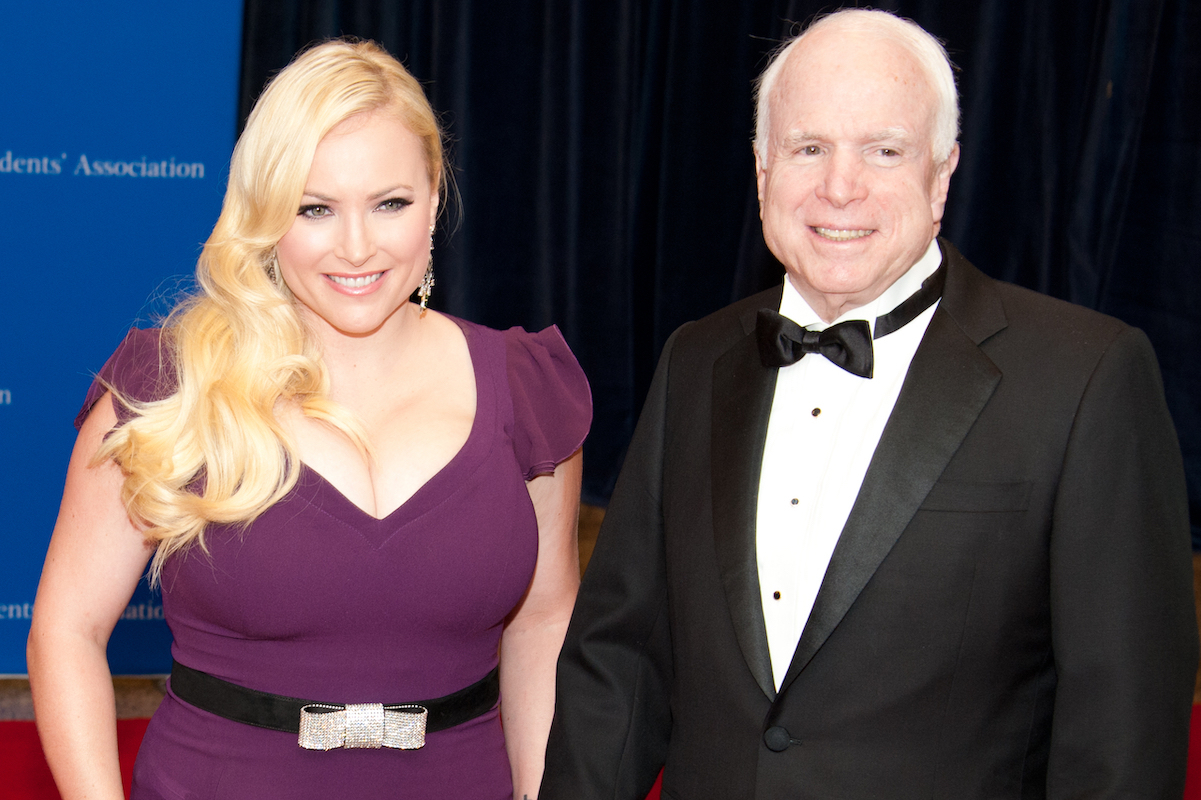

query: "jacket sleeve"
(1046, 325), (1197, 798)
(540, 328), (684, 800)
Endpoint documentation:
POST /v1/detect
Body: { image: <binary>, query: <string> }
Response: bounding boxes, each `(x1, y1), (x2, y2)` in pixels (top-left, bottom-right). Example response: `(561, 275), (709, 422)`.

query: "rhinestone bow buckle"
(298, 703), (428, 750)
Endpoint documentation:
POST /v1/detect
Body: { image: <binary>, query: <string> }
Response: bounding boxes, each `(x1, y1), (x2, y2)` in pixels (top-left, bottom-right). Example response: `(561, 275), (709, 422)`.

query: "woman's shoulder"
(453, 317), (588, 400)
(75, 327), (176, 430)
(452, 316), (592, 479)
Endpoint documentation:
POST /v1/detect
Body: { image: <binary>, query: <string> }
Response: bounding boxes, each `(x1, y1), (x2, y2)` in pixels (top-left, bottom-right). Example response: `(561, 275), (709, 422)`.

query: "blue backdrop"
(0, 1), (243, 675)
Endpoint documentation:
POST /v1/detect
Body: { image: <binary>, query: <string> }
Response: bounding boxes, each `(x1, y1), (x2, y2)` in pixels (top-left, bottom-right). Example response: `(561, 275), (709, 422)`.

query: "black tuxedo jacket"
(542, 241), (1196, 799)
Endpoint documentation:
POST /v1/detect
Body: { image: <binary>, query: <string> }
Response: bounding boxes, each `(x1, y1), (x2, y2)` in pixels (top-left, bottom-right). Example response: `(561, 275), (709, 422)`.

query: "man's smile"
(812, 227), (873, 241)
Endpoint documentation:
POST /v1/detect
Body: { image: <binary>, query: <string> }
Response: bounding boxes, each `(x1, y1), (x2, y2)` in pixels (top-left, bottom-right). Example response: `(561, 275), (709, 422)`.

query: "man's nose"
(816, 151), (866, 207)
(336, 215), (376, 266)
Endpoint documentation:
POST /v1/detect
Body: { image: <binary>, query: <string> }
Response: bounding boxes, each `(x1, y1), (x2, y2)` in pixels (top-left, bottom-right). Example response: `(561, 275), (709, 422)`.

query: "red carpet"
(2, 712), (1197, 799)
(3, 718), (147, 800)
(1187, 705), (1201, 800)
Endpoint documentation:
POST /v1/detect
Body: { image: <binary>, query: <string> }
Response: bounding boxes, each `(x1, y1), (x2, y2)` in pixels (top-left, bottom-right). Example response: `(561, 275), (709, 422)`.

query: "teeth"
(814, 227), (872, 240)
(328, 273), (382, 288)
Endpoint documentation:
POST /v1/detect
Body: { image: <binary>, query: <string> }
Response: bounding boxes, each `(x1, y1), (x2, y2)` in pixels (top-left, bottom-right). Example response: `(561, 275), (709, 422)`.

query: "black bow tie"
(756, 314), (875, 376)
(756, 263), (946, 378)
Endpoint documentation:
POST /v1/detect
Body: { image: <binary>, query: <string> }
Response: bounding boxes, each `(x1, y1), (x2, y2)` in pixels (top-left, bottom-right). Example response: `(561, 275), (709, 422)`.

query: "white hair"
(753, 9), (960, 164)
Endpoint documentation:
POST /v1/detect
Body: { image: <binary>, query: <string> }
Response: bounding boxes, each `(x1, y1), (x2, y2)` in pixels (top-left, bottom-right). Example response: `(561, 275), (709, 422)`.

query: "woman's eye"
(299, 205), (330, 219)
(379, 197), (413, 212)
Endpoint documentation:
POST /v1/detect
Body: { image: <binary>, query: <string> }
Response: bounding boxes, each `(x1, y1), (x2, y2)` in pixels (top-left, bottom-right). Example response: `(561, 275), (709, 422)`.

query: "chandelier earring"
(265, 251), (281, 286)
(418, 223), (436, 315)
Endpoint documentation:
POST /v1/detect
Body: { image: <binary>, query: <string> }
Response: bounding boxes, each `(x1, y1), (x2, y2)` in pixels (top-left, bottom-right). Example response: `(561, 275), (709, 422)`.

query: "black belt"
(170, 660), (500, 737)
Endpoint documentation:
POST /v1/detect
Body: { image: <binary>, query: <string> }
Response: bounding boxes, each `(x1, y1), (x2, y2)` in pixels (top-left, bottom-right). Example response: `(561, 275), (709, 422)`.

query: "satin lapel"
(711, 303), (779, 700)
(779, 248), (1005, 690)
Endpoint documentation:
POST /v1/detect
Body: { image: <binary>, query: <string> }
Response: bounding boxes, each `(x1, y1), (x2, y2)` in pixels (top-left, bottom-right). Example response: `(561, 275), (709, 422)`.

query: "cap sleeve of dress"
(75, 328), (175, 430)
(503, 325), (592, 480)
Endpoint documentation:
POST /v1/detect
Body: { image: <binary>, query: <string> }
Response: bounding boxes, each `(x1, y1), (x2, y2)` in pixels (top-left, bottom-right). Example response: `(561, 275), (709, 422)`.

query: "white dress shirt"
(755, 239), (943, 688)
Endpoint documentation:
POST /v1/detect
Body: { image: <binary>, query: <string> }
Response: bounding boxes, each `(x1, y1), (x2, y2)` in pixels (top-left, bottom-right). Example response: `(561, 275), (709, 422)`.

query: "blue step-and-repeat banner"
(0, 2), (243, 675)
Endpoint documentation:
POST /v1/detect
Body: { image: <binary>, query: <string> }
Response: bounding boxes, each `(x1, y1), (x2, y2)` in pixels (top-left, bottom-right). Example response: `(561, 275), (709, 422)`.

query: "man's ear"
(755, 148), (767, 217)
(930, 142), (960, 226)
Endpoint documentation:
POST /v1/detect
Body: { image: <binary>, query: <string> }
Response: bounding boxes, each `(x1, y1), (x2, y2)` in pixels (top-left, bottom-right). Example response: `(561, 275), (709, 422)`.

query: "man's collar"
(779, 239), (943, 330)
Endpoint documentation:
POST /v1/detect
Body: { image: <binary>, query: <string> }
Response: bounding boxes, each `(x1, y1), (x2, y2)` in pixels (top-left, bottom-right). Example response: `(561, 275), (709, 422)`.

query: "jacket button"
(763, 726), (792, 752)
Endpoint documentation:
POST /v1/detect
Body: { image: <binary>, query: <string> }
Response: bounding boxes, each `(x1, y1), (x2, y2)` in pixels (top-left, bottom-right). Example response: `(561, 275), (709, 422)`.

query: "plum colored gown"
(78, 318), (591, 800)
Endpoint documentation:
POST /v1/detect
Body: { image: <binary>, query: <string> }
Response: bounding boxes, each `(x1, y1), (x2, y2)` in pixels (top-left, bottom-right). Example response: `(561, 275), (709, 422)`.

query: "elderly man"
(541, 8), (1196, 800)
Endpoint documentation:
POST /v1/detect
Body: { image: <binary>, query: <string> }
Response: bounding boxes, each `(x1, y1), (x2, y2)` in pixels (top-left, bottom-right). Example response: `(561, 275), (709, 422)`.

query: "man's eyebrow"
(868, 127), (912, 143)
(778, 127), (914, 149)
(780, 130), (823, 148)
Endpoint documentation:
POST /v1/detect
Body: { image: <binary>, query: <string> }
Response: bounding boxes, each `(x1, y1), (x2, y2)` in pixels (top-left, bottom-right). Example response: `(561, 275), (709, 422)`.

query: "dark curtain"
(239, 0), (1201, 546)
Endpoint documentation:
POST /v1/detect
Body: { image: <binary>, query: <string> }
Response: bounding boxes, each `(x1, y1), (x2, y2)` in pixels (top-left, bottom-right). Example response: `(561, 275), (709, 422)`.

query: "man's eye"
(299, 205), (330, 219)
(801, 145), (822, 156)
(879, 148), (899, 157)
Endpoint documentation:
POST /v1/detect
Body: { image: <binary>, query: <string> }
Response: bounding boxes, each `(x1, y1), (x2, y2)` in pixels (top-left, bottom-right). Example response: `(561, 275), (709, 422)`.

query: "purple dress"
(77, 318), (591, 800)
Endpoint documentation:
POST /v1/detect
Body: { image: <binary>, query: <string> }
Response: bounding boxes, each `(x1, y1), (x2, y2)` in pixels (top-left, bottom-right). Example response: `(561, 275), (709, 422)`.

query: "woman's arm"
(27, 392), (157, 800)
(501, 449), (583, 800)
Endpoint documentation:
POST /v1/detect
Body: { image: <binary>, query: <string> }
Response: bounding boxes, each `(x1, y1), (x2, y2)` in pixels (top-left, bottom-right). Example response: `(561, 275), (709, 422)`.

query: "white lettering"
(0, 603), (34, 620)
(70, 153), (206, 179)
(7, 150), (202, 179)
(0, 150), (64, 175)
(120, 602), (165, 621)
(0, 389), (11, 404)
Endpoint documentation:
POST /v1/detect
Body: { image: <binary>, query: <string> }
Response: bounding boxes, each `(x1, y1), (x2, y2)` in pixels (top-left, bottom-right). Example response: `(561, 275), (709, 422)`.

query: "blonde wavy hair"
(99, 39), (446, 585)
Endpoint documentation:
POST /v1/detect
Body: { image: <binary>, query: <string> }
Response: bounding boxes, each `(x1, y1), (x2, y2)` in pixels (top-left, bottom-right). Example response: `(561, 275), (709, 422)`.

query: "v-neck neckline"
(291, 318), (496, 543)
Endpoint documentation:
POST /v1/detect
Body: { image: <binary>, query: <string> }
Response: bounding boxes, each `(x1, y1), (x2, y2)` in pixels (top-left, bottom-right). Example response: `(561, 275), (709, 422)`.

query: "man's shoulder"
(994, 279), (1126, 336)
(669, 285), (782, 355)
(940, 242), (1149, 387)
(942, 241), (1131, 346)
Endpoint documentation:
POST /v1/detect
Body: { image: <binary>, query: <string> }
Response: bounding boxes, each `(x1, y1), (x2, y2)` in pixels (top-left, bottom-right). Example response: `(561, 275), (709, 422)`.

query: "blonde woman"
(27, 39), (589, 800)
